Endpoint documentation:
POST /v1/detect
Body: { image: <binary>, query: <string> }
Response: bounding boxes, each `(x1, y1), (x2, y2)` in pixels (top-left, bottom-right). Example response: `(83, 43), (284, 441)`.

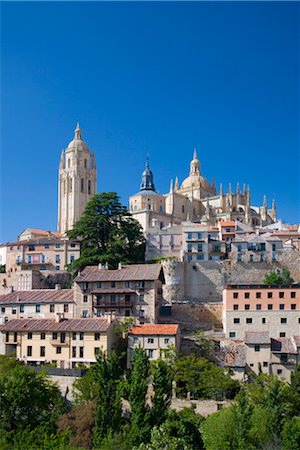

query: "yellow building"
(0, 317), (119, 368)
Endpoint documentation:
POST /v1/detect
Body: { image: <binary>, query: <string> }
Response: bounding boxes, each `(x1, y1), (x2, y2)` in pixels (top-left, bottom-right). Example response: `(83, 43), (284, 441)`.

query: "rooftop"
(129, 324), (179, 335)
(0, 318), (111, 332)
(0, 289), (74, 305)
(75, 264), (164, 283)
(245, 331), (270, 345)
(225, 284), (300, 290)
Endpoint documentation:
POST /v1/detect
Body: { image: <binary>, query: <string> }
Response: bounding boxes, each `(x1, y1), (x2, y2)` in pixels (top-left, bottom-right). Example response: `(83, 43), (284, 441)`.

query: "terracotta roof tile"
(0, 318), (111, 332)
(0, 289), (74, 305)
(220, 221), (235, 227)
(129, 324), (179, 335)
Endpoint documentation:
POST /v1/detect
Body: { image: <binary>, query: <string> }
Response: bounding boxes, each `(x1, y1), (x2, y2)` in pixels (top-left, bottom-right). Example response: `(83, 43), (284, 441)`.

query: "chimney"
(98, 263), (103, 270)
(55, 284), (61, 290)
(104, 311), (115, 324)
(118, 262), (122, 270)
(105, 262), (109, 270)
(17, 294), (20, 302)
(9, 286), (13, 293)
(55, 313), (61, 323)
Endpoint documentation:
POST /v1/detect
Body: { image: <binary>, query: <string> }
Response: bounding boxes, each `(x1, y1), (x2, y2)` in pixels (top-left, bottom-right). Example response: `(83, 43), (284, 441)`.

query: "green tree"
(201, 407), (236, 450)
(151, 359), (172, 427)
(67, 192), (145, 272)
(263, 268), (294, 285)
(282, 417), (300, 450)
(93, 351), (123, 447)
(0, 356), (65, 434)
(72, 366), (98, 404)
(161, 408), (204, 450)
(136, 425), (192, 450)
(232, 389), (254, 450)
(127, 348), (151, 447)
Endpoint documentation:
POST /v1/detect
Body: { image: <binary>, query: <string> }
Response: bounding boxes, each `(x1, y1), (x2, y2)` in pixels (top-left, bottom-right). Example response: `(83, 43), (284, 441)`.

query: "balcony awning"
(91, 288), (136, 294)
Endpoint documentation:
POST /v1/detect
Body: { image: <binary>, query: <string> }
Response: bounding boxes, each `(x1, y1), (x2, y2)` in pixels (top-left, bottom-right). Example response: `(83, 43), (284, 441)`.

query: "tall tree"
(127, 348), (151, 447)
(232, 389), (254, 450)
(151, 359), (172, 427)
(67, 192), (145, 272)
(93, 352), (123, 447)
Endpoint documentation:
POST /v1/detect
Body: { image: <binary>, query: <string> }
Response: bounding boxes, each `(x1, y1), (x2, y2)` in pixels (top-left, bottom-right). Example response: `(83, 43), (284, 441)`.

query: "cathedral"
(129, 150), (277, 232)
(57, 124), (97, 234)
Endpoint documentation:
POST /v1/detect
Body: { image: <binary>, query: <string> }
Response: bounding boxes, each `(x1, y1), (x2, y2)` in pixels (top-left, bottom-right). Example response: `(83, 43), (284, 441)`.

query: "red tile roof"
(0, 289), (74, 305)
(0, 318), (111, 332)
(220, 221), (235, 227)
(75, 264), (163, 283)
(129, 324), (179, 335)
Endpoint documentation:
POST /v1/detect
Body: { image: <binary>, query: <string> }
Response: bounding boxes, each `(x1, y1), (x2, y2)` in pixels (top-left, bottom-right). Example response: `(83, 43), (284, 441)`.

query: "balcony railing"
(94, 300), (132, 308)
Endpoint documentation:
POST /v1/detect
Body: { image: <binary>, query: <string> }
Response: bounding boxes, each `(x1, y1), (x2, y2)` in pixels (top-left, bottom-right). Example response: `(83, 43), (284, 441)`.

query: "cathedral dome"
(66, 123), (89, 152)
(180, 173), (212, 191)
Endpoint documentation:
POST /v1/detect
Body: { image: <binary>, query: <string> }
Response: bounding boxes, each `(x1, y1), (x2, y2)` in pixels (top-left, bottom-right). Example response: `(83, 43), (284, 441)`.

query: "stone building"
(57, 123), (97, 235)
(74, 263), (165, 323)
(129, 151), (277, 233)
(230, 234), (283, 263)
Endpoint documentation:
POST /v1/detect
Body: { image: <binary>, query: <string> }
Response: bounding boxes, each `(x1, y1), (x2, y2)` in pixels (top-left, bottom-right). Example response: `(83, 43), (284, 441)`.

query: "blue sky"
(1, 1), (299, 243)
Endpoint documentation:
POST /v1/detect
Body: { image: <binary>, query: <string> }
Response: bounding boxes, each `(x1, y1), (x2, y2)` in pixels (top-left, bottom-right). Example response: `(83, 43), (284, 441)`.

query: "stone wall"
(159, 302), (223, 331)
(0, 270), (72, 294)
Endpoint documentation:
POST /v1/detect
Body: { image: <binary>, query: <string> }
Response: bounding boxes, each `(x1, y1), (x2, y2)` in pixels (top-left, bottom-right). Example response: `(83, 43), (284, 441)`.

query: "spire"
(219, 183), (223, 196)
(190, 149), (200, 175)
(243, 183), (247, 195)
(140, 158), (155, 192)
(263, 194), (267, 208)
(174, 177), (179, 191)
(170, 179), (174, 193)
(74, 122), (82, 140)
(59, 150), (65, 169)
(228, 182), (232, 195)
(272, 198), (276, 210)
(236, 182), (240, 195)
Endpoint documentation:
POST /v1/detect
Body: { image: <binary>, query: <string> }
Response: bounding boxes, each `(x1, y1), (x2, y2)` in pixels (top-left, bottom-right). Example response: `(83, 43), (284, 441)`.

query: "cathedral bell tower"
(57, 123), (97, 234)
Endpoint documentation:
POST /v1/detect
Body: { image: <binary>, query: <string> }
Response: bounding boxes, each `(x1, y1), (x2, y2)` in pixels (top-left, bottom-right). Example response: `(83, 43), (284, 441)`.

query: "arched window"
(69, 178), (72, 193)
(84, 159), (87, 169)
(63, 180), (66, 195)
(88, 180), (91, 195)
(68, 159), (70, 168)
(81, 178), (84, 193)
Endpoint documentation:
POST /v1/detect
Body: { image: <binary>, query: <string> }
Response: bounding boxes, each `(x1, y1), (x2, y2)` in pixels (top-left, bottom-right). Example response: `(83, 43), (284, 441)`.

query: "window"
(125, 294), (131, 303)
(41, 332), (45, 340)
(52, 332), (58, 340)
(197, 243), (203, 252)
(13, 332), (17, 342)
(81, 178), (84, 193)
(95, 332), (100, 341)
(110, 294), (116, 303)
(97, 282), (102, 289)
(72, 332), (76, 340)
(280, 304), (285, 310)
(148, 338), (154, 344)
(94, 347), (100, 356)
(111, 281), (116, 288)
(28, 332), (32, 340)
(79, 347), (84, 358)
(281, 318), (287, 324)
(256, 292), (261, 299)
(1, 307), (5, 313)
(244, 304), (250, 310)
(279, 292), (284, 299)
(196, 255), (204, 260)
(12, 308), (16, 315)
(56, 346), (62, 354)
(82, 310), (88, 318)
(268, 304), (273, 310)
(125, 309), (130, 317)
(233, 318), (240, 324)
(164, 338), (170, 344)
(268, 292), (273, 299)
(246, 318), (252, 324)
(69, 178), (73, 193)
(256, 304), (261, 310)
(139, 310), (145, 319)
(83, 295), (88, 303)
(237, 254), (242, 262)
(147, 349), (154, 358)
(187, 243), (192, 253)
(5, 332), (9, 342)
(60, 333), (66, 343)
(244, 293), (250, 299)
(29, 244), (35, 251)
(277, 369), (282, 375)
(40, 346), (45, 357)
(254, 345), (260, 352)
(27, 346), (32, 357)
(280, 332), (286, 337)
(233, 304), (239, 310)
(20, 304), (24, 313)
(55, 266), (60, 271)
(263, 361), (268, 367)
(49, 304), (55, 313)
(56, 244), (61, 249)
(64, 304), (69, 313)
(291, 292), (296, 298)
(291, 304), (296, 310)
(45, 244), (50, 249)
(182, 205), (185, 214)
(249, 255), (254, 262)
(233, 292), (239, 299)
(84, 158), (87, 168)
(70, 243), (76, 248)
(125, 281), (130, 288)
(262, 318), (266, 324)
(139, 294), (144, 302)
(198, 233), (203, 240)
(229, 332), (236, 338)
(88, 180), (91, 195)
(72, 347), (76, 358)
(55, 255), (60, 263)
(79, 332), (84, 340)
(36, 304), (41, 313)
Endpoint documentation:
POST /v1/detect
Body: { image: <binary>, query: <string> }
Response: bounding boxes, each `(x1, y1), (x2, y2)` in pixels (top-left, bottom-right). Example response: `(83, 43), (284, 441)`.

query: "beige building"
(57, 123), (97, 235)
(74, 263), (165, 323)
(0, 317), (118, 368)
(181, 223), (226, 263)
(0, 288), (74, 354)
(129, 152), (277, 233)
(230, 234), (283, 263)
(128, 323), (180, 363)
(223, 284), (300, 340)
